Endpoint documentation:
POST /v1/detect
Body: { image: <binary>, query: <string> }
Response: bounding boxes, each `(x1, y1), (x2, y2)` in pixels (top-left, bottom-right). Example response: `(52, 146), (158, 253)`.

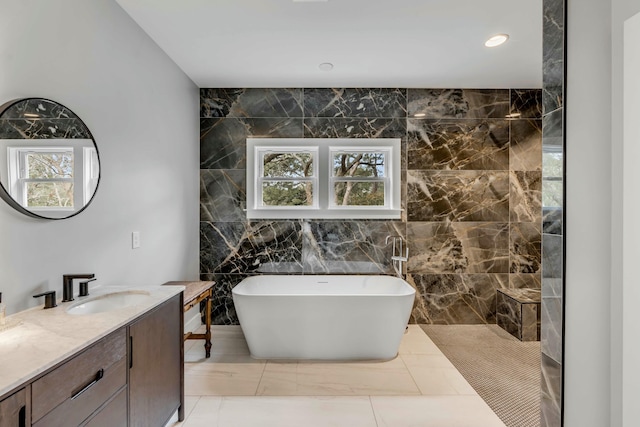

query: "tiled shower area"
(199, 87), (542, 326)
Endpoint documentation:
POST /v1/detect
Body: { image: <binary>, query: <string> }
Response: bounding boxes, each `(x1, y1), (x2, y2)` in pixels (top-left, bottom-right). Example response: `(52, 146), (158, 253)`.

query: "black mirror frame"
(0, 98), (101, 220)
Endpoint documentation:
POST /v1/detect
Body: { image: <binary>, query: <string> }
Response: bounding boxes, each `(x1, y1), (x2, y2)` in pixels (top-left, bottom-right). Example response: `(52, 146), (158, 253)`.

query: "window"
(247, 138), (401, 219)
(2, 140), (98, 215)
(8, 147), (75, 210)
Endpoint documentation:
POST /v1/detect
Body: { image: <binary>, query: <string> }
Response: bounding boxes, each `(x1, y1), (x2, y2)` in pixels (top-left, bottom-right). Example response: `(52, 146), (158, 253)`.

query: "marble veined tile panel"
(200, 273), (255, 325)
(510, 273), (542, 290)
(510, 171), (542, 223)
(200, 170), (246, 222)
(541, 294), (563, 363)
(407, 273), (509, 324)
(407, 89), (509, 119)
(510, 222), (542, 274)
(0, 118), (91, 139)
(200, 88), (303, 118)
(407, 119), (509, 170)
(542, 234), (563, 279)
(408, 222), (509, 274)
(542, 109), (563, 147)
(302, 220), (405, 274)
(407, 170), (510, 222)
(303, 88), (407, 118)
(303, 117), (406, 139)
(200, 117), (303, 169)
(1, 98), (74, 118)
(496, 289), (541, 341)
(304, 117), (407, 169)
(543, 0), (564, 114)
(200, 221), (303, 274)
(543, 208), (563, 235)
(510, 89), (543, 119)
(541, 353), (562, 427)
(510, 119), (542, 171)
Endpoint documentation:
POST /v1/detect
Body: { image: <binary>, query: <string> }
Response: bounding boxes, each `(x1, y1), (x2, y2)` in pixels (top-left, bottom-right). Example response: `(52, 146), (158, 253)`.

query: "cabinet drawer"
(31, 328), (127, 424)
(81, 386), (127, 427)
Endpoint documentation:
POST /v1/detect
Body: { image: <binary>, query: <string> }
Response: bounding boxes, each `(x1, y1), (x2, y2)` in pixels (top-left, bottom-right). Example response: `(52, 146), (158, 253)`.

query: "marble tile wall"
(496, 288), (541, 341)
(0, 99), (91, 139)
(200, 87), (542, 327)
(540, 0), (565, 425)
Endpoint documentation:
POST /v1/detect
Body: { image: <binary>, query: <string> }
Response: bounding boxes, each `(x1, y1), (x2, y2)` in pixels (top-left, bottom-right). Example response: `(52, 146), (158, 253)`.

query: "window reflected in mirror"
(0, 98), (100, 219)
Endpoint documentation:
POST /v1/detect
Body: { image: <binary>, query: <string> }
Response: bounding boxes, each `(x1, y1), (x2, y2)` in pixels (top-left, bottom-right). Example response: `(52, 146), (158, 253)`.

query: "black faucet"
(62, 274), (95, 302)
(79, 278), (97, 297)
(33, 291), (57, 309)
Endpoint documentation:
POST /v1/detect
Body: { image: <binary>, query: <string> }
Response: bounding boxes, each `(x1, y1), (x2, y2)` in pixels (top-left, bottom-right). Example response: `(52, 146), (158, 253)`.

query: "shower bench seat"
(496, 288), (541, 342)
(163, 281), (214, 358)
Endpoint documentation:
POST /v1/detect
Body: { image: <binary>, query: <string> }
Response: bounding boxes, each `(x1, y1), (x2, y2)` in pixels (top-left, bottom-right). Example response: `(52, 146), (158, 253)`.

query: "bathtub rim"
(231, 274), (416, 297)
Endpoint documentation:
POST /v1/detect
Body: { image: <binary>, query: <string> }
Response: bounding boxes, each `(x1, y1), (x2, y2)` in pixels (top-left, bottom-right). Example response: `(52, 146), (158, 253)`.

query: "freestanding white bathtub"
(232, 275), (416, 360)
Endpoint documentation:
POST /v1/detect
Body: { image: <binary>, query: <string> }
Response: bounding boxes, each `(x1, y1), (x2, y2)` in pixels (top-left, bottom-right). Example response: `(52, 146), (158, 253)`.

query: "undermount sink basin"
(66, 291), (152, 315)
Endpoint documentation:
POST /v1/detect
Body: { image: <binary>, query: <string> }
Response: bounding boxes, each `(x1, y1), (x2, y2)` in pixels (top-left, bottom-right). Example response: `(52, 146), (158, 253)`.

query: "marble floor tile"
(185, 354), (265, 396)
(398, 325), (444, 355)
(166, 396), (202, 427)
(182, 325), (509, 425)
(181, 397), (223, 427)
(256, 357), (421, 396)
(370, 395), (506, 427)
(186, 325), (249, 360)
(195, 396), (378, 427)
(400, 354), (476, 395)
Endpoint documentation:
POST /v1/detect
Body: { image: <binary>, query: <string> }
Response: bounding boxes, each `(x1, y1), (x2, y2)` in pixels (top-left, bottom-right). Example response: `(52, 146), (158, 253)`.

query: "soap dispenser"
(0, 292), (5, 326)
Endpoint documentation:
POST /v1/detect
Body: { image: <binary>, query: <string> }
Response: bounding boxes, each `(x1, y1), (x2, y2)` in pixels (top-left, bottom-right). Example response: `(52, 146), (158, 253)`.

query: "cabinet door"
(129, 294), (183, 427)
(0, 388), (27, 427)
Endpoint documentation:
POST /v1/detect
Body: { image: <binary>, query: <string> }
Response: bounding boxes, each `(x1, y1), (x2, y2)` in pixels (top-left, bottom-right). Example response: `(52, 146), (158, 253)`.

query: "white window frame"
(82, 146), (99, 205)
(255, 145), (319, 209)
(7, 146), (75, 211)
(247, 138), (401, 219)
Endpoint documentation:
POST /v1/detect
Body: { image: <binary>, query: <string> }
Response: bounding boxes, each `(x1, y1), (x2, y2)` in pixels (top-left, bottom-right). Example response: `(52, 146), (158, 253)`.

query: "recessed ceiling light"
(485, 34), (509, 47)
(318, 62), (334, 71)
(23, 113), (39, 118)
(505, 112), (522, 118)
(414, 113), (426, 117)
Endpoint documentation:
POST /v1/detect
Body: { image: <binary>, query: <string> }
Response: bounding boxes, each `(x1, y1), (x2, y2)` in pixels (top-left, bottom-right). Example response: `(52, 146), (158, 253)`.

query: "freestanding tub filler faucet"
(386, 236), (409, 278)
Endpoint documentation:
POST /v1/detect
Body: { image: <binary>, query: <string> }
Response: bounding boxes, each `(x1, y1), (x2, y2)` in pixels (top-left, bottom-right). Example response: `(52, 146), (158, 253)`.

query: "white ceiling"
(115, 0), (542, 88)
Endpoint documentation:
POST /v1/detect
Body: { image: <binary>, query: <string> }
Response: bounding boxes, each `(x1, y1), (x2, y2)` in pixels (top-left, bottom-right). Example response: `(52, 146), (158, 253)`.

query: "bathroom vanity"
(0, 286), (184, 427)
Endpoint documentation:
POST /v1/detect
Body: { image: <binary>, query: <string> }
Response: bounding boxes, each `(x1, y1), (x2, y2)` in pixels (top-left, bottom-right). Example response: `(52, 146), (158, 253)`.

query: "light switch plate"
(132, 231), (141, 249)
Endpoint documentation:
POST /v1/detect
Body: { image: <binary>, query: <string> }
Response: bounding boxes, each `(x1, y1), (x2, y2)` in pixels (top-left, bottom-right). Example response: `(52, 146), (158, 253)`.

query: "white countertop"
(0, 285), (184, 398)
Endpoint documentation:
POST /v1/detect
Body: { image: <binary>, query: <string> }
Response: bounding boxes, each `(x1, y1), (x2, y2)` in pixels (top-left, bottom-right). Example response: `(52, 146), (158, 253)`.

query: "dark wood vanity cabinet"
(129, 294), (183, 427)
(0, 292), (183, 427)
(31, 329), (127, 427)
(0, 387), (28, 427)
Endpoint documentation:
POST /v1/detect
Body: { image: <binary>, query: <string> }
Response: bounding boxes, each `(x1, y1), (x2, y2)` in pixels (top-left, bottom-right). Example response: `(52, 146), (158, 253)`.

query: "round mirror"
(0, 98), (100, 219)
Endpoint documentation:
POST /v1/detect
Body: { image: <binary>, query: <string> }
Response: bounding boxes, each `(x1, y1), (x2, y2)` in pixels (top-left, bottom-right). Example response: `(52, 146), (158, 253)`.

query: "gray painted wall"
(0, 0), (200, 314)
(612, 1), (640, 426)
(565, 0), (612, 426)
